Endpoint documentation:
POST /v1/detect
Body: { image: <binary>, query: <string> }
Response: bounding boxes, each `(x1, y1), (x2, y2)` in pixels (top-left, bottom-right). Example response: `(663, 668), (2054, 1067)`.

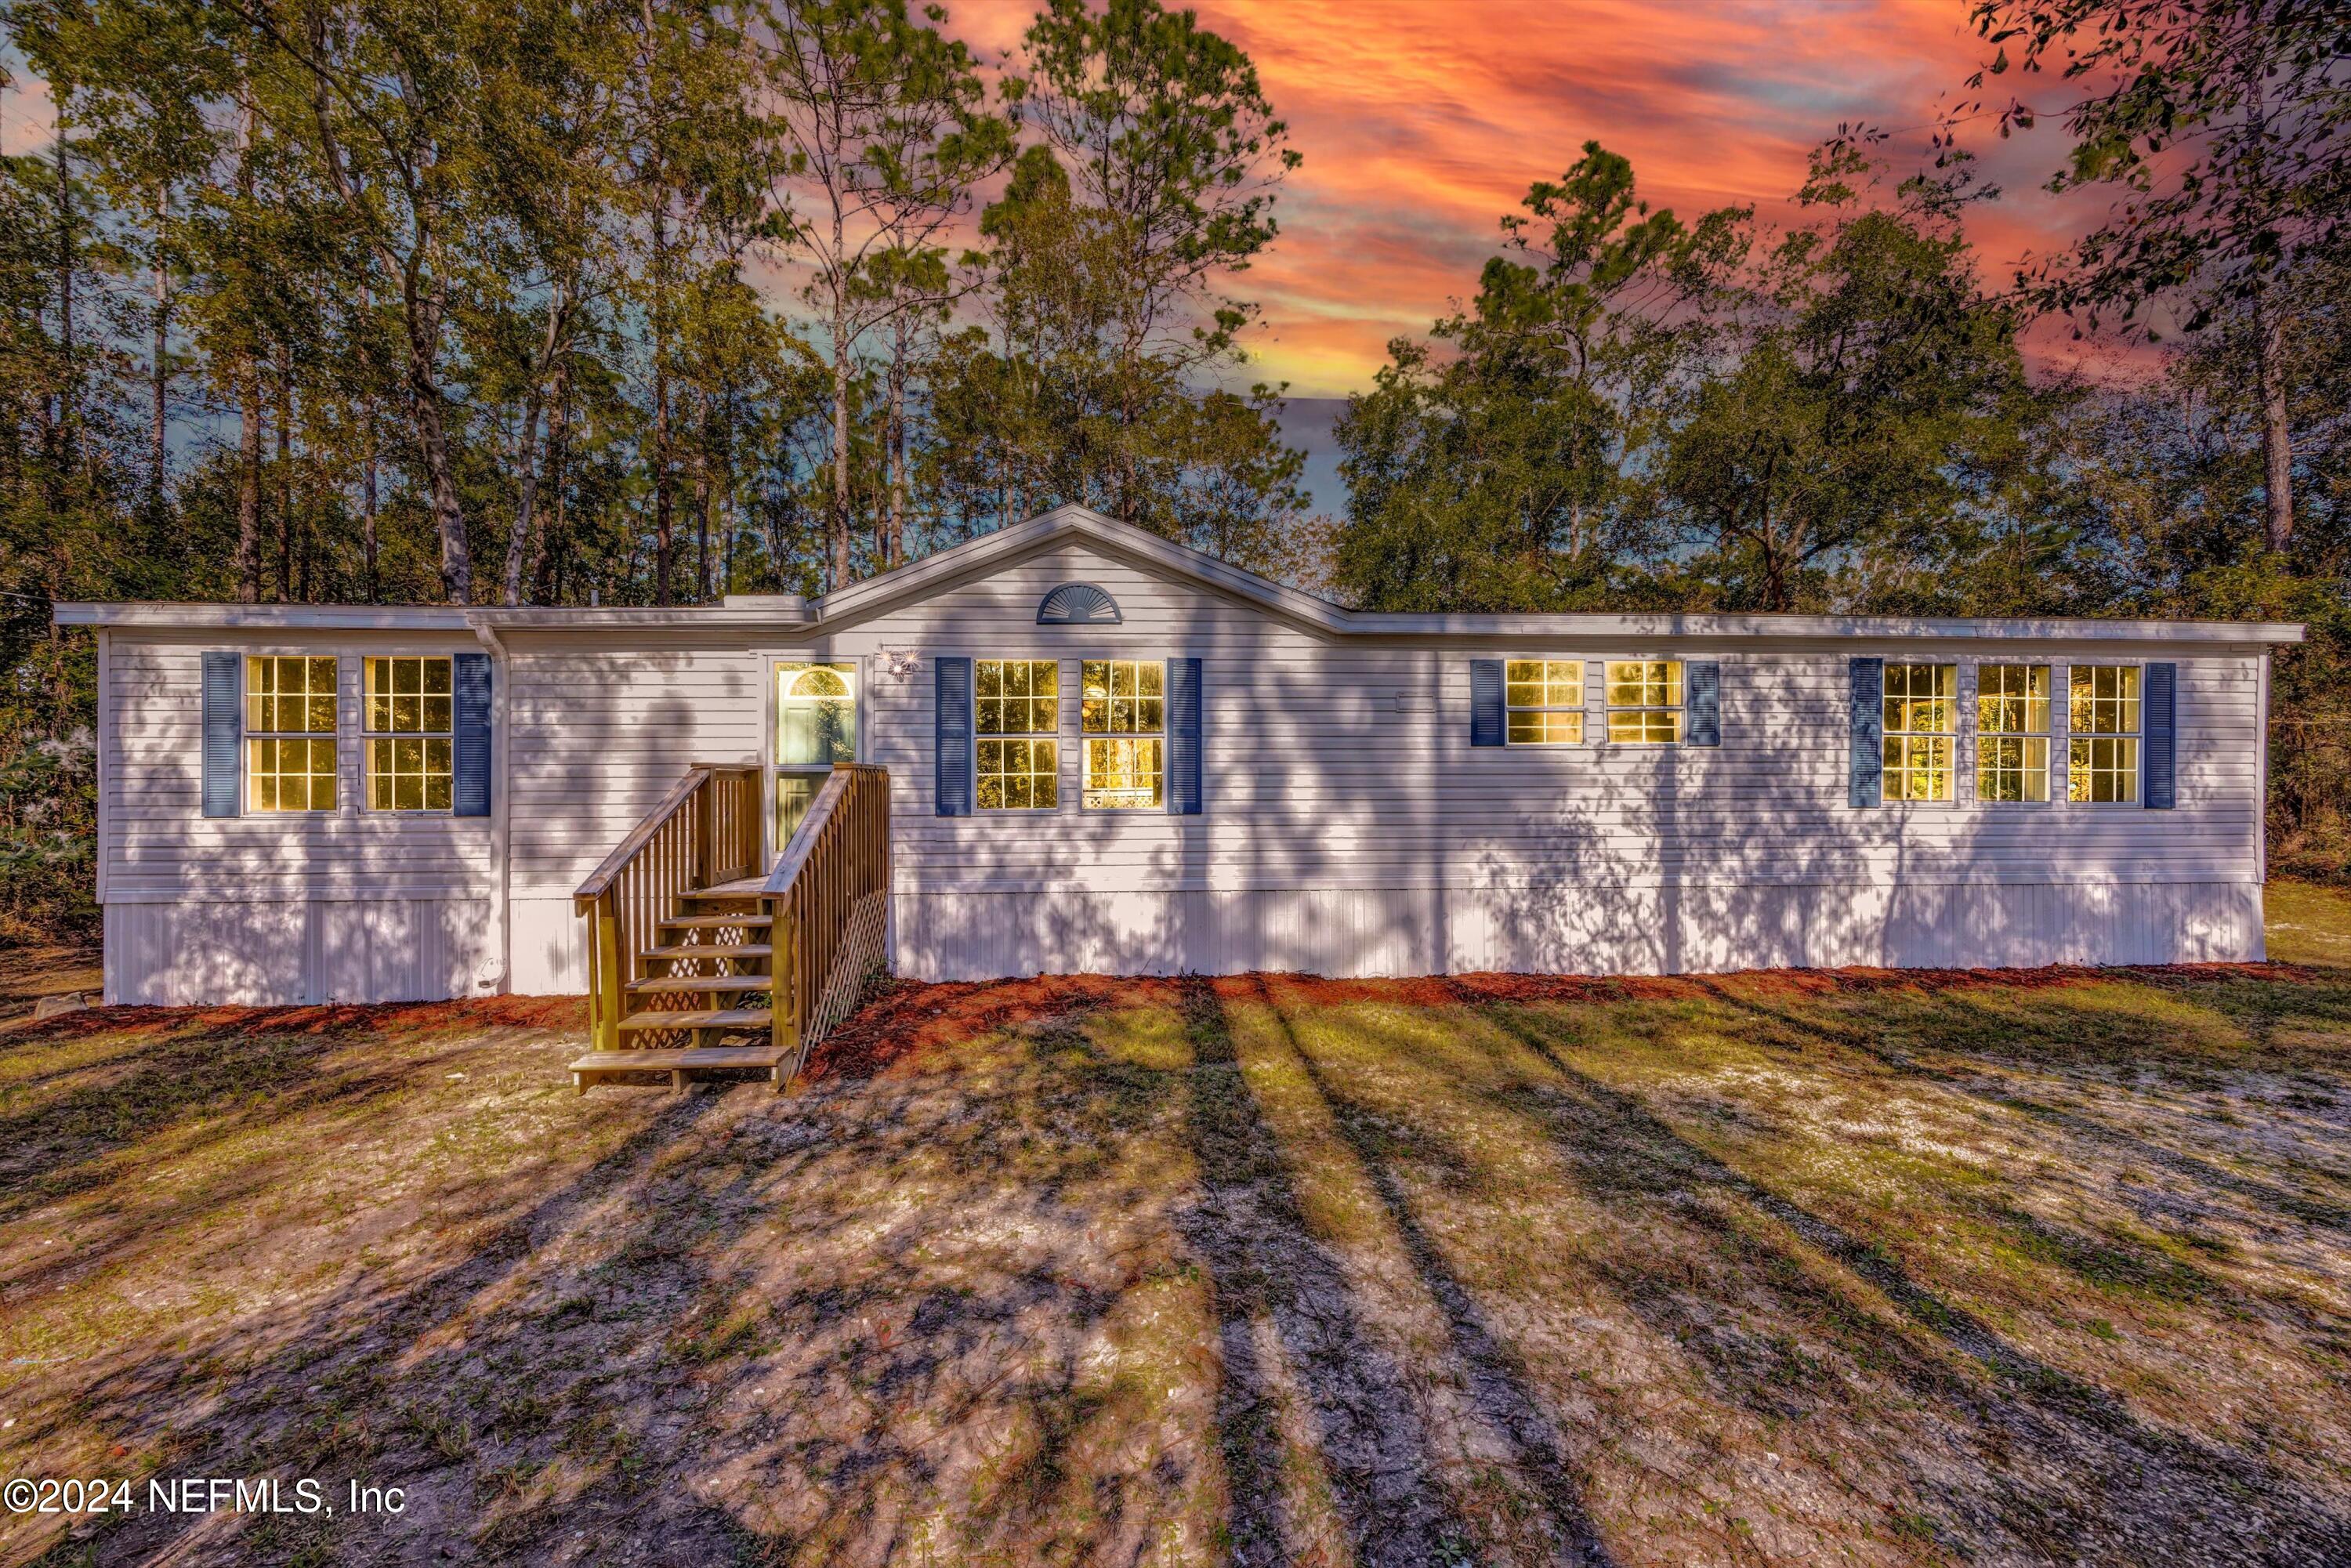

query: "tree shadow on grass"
(1690, 977), (2351, 1238)
(0, 999), (581, 1228)
(718, 1020), (1217, 1564)
(1241, 978), (1617, 1566)
(13, 1082), (759, 1566)
(1476, 997), (2351, 1568)
(1172, 976), (1497, 1567)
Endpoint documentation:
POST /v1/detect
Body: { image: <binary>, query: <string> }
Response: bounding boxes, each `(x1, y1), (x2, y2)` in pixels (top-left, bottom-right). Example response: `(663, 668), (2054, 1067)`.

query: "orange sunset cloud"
(953, 0), (2126, 397)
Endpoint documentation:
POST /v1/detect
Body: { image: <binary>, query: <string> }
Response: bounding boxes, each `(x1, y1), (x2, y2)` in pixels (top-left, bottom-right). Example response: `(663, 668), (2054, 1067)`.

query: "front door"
(775, 661), (857, 848)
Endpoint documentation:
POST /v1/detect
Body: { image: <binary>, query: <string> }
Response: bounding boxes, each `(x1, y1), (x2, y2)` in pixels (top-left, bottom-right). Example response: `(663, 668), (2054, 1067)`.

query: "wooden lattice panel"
(806, 891), (889, 1049)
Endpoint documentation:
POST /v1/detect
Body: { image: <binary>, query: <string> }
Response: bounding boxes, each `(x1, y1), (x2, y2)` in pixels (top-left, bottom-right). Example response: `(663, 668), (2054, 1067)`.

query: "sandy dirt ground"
(3, 889), (2349, 1566)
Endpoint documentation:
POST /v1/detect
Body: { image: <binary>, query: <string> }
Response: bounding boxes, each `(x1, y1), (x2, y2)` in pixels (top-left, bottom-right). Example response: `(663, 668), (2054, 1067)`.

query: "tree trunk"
(231, 83), (259, 601)
(235, 366), (263, 602)
(148, 183), (171, 502)
(297, 10), (469, 602)
(2255, 287), (2295, 554)
(765, 487), (795, 592)
(397, 265), (473, 603)
(276, 341), (294, 600)
(719, 470), (737, 599)
(694, 447), (712, 603)
(362, 398), (380, 604)
(650, 197), (674, 604)
(405, 331), (473, 602)
(829, 267), (853, 590)
(54, 132), (78, 463)
(502, 290), (567, 606)
(534, 359), (572, 599)
(886, 313), (908, 570)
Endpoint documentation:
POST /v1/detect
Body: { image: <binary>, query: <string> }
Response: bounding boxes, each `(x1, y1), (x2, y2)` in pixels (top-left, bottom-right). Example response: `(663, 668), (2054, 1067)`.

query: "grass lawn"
(5, 895), (2351, 1566)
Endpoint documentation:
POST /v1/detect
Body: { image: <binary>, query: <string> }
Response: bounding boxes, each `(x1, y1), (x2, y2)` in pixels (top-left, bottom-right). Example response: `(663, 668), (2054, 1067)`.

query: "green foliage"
(0, 0), (1319, 942)
(1650, 164), (2045, 611)
(1334, 143), (1717, 613)
(1958, 0), (2351, 326)
(1336, 138), (2348, 870)
(922, 0), (1311, 574)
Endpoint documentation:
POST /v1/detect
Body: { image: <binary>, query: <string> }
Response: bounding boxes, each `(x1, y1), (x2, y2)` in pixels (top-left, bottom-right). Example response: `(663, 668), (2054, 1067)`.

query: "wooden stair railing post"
(768, 902), (799, 1085)
(591, 890), (623, 1052)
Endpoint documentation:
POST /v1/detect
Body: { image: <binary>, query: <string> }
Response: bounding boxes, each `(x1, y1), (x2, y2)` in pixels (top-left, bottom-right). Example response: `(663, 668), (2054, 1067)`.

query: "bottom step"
(570, 1045), (791, 1093)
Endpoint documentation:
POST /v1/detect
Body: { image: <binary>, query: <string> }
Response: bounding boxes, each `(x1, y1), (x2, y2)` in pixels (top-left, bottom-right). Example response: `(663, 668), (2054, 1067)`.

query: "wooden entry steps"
(573, 762), (892, 1095)
(569, 864), (786, 1092)
(571, 1045), (792, 1092)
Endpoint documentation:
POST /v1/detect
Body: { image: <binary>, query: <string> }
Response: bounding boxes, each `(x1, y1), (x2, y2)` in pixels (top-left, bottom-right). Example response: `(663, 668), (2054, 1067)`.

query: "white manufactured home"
(59, 507), (2296, 1081)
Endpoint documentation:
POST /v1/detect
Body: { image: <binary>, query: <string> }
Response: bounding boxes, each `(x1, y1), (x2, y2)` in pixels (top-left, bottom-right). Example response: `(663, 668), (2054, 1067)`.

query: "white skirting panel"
(103, 897), (498, 1005)
(893, 882), (2266, 982)
(509, 895), (587, 994)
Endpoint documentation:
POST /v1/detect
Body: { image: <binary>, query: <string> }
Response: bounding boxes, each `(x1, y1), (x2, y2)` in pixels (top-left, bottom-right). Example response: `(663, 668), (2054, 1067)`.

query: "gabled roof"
(53, 502), (2306, 644)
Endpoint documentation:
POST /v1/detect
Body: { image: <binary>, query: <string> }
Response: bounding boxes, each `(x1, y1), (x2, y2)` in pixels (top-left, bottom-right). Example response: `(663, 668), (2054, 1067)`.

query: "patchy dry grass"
(5, 896), (2351, 1566)
(0, 943), (100, 1027)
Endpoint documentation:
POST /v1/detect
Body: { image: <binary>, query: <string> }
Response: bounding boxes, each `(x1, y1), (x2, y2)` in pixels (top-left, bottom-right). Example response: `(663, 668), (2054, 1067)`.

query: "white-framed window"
(1081, 658), (1164, 809)
(1976, 662), (2051, 803)
(364, 656), (455, 812)
(1883, 662), (1956, 802)
(245, 655), (339, 813)
(1505, 659), (1585, 744)
(2068, 664), (2140, 803)
(1605, 660), (1683, 744)
(976, 658), (1060, 810)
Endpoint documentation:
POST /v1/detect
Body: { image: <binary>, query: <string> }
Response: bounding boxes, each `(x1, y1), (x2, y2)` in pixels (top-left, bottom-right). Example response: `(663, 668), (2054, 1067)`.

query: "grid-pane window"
(1505, 659), (1585, 744)
(977, 659), (1060, 810)
(1081, 659), (1164, 809)
(1882, 663), (1956, 802)
(2068, 664), (2140, 803)
(364, 656), (453, 812)
(1605, 661), (1683, 744)
(245, 656), (339, 812)
(1976, 663), (2051, 803)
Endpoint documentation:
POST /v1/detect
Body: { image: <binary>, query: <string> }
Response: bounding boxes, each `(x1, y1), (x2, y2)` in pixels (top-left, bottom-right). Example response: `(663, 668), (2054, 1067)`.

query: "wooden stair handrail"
(575, 768), (709, 903)
(575, 761), (759, 902)
(764, 769), (847, 896)
(763, 762), (891, 1081)
(573, 762), (765, 1054)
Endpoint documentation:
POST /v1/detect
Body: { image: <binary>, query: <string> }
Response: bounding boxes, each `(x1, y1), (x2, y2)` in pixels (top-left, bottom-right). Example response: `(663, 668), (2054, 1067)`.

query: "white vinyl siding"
(93, 537), (2273, 998)
(103, 635), (493, 904)
(835, 543), (2263, 907)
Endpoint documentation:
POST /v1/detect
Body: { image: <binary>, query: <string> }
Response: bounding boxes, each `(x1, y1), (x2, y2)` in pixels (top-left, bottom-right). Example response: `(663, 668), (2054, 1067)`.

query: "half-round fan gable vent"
(1035, 582), (1122, 625)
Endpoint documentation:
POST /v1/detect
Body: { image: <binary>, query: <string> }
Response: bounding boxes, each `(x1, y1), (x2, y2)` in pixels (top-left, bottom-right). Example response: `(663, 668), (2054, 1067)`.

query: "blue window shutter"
(2145, 661), (2177, 809)
(1168, 657), (1203, 814)
(935, 657), (972, 817)
(1849, 657), (1884, 808)
(1470, 660), (1504, 747)
(1686, 661), (1721, 747)
(201, 651), (241, 818)
(452, 652), (492, 817)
